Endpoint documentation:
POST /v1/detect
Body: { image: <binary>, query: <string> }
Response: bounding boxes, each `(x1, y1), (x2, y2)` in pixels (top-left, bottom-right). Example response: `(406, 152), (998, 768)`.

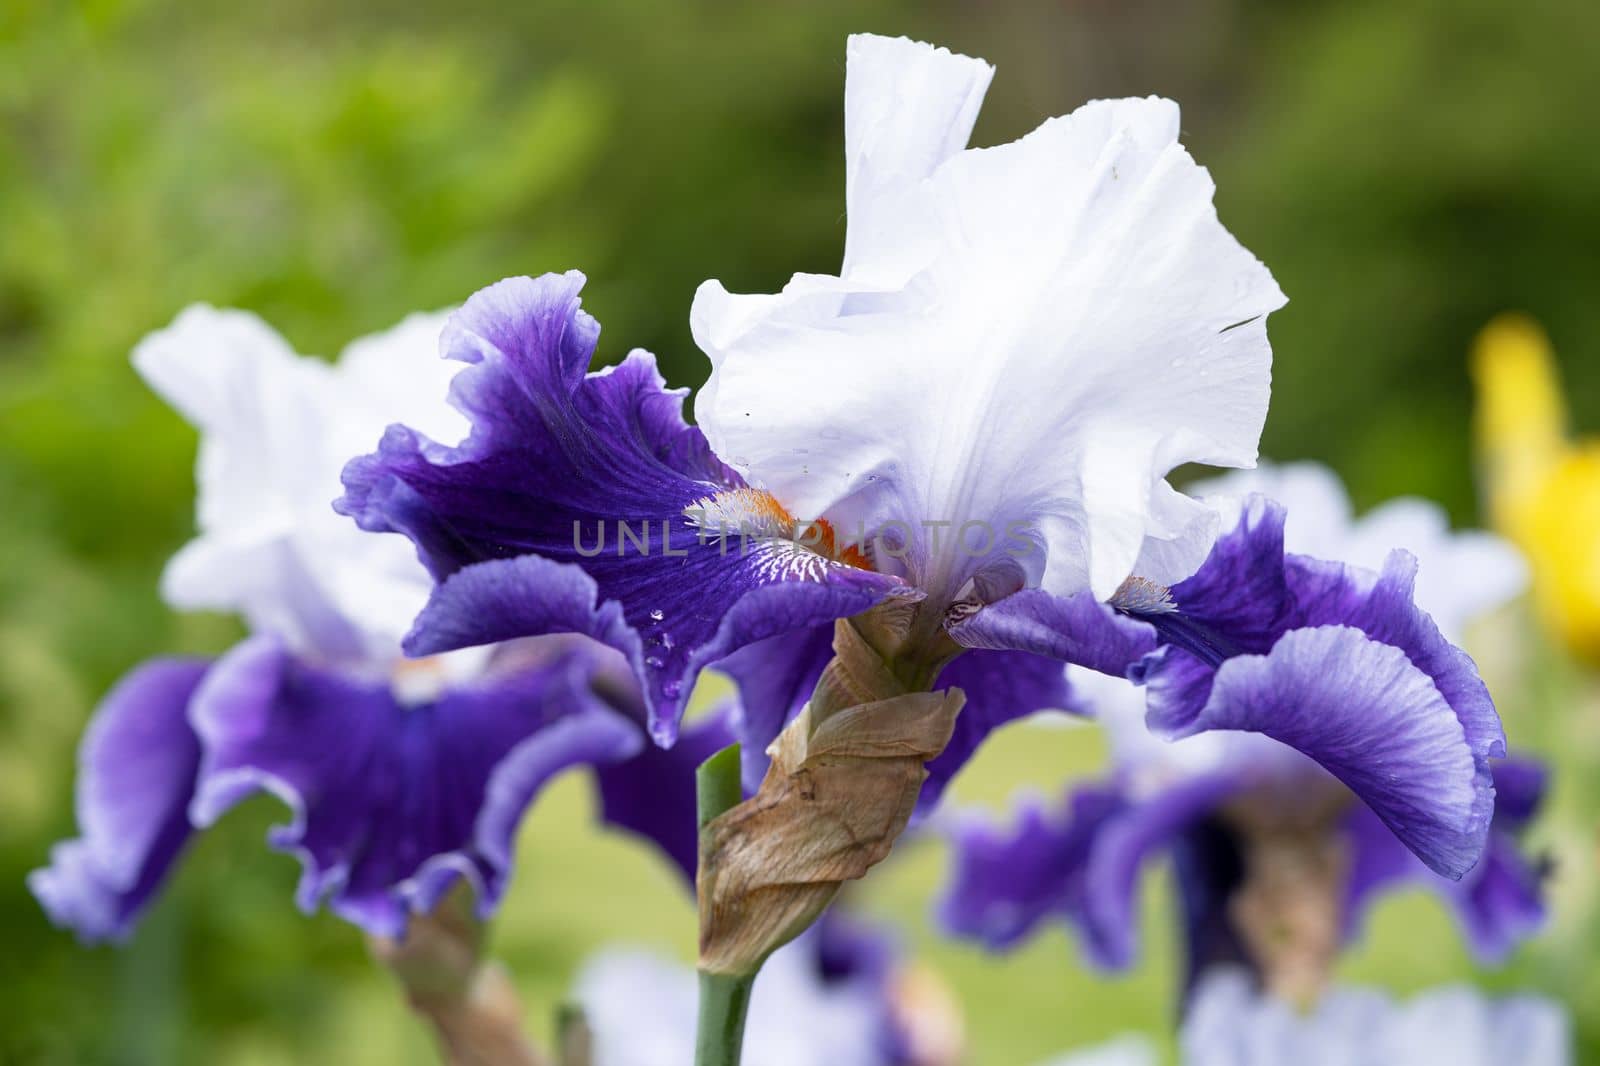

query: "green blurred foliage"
(2, 0), (1597, 1062)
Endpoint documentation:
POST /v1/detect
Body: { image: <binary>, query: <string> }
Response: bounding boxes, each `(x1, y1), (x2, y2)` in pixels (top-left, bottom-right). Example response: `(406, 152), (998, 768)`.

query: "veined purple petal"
(1166, 626), (1490, 879)
(1136, 496), (1502, 881)
(1290, 549), (1505, 781)
(29, 659), (212, 943)
(1343, 755), (1549, 960)
(187, 634), (644, 936)
(946, 588), (1158, 674)
(339, 271), (906, 744)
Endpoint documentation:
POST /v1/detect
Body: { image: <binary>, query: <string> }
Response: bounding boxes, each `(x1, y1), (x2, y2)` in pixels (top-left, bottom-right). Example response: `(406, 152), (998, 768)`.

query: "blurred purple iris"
(30, 306), (722, 944)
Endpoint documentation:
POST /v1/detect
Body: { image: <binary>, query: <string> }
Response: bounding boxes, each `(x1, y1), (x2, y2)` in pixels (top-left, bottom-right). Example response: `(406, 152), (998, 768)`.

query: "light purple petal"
(29, 659), (212, 943)
(340, 272), (905, 744)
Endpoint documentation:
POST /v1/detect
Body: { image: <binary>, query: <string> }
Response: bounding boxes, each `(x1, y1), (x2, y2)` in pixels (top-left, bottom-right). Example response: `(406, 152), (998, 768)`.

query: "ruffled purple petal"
(339, 272), (905, 744)
(1342, 755), (1549, 960)
(1290, 549), (1505, 784)
(28, 659), (212, 943)
(1136, 496), (1502, 881)
(1160, 625), (1491, 879)
(187, 635), (643, 936)
(946, 588), (1158, 674)
(592, 703), (737, 883)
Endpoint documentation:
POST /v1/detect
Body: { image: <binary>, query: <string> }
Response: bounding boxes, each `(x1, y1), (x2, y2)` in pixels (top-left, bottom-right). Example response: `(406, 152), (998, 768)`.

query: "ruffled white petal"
(694, 38), (1285, 604)
(133, 305), (463, 661)
(843, 33), (994, 286)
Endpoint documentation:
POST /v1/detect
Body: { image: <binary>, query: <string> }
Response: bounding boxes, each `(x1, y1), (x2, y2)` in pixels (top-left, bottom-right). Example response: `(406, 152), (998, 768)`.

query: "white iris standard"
(692, 34), (1287, 610)
(133, 306), (468, 665)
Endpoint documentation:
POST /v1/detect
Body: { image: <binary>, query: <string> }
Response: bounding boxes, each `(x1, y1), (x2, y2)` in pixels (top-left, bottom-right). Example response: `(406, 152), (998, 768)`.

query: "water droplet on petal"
(645, 655), (665, 669)
(662, 680), (682, 699)
(649, 609), (665, 622)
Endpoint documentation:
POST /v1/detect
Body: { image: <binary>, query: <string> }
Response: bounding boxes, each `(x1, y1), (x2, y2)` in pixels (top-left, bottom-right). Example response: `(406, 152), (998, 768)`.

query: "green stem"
(694, 744), (755, 1066)
(695, 970), (754, 1066)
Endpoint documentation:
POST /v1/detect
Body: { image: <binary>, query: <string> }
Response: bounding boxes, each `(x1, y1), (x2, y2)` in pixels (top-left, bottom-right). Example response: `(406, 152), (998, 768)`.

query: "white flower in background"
(575, 940), (892, 1066)
(1188, 460), (1527, 643)
(133, 306), (467, 664)
(1184, 971), (1570, 1066)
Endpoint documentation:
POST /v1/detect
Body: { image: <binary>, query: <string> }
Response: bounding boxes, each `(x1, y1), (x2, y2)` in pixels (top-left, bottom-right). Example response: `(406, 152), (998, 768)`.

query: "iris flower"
(1472, 313), (1600, 662)
(341, 36), (1502, 926)
(941, 463), (1543, 988)
(30, 307), (721, 942)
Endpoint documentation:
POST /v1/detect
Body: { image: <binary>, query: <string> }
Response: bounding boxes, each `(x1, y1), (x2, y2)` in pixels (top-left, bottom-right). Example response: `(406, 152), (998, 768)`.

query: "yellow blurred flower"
(1472, 313), (1600, 662)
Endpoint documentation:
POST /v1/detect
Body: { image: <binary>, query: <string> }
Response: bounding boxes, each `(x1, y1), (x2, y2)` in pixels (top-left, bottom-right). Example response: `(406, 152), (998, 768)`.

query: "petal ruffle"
(29, 659), (211, 943)
(1160, 625), (1491, 879)
(187, 635), (644, 936)
(946, 588), (1158, 675)
(1133, 497), (1503, 880)
(340, 271), (904, 744)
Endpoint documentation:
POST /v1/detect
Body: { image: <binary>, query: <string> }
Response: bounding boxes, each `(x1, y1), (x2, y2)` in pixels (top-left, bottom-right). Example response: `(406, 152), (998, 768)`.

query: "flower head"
(940, 464), (1542, 987)
(31, 306), (717, 943)
(337, 36), (1291, 801)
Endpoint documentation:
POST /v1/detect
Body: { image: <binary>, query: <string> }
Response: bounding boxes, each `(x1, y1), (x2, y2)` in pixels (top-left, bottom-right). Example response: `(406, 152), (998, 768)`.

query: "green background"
(2, 0), (1597, 1062)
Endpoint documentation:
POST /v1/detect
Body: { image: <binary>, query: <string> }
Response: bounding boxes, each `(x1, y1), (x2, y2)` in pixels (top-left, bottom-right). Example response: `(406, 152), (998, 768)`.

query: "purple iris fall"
(339, 34), (1504, 894)
(940, 463), (1546, 986)
(29, 306), (724, 943)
